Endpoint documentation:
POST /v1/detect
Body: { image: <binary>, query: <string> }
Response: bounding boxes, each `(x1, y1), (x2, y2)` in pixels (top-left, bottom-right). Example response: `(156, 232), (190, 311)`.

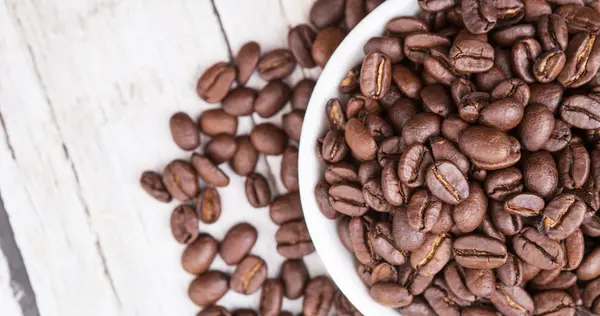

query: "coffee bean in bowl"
(298, 0), (600, 315)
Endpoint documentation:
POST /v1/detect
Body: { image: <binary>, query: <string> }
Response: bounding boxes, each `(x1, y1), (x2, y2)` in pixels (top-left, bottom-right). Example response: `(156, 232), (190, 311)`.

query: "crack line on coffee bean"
(499, 288), (527, 312)
(518, 234), (560, 263)
(243, 262), (263, 292)
(0, 111), (15, 160)
(454, 248), (506, 258)
(416, 234), (446, 271)
(431, 166), (461, 202)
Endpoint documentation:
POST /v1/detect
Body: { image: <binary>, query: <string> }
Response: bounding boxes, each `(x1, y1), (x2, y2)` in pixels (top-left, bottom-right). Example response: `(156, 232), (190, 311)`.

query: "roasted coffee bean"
(538, 14), (568, 51)
(282, 109), (304, 143)
(232, 309), (256, 316)
(497, 253), (524, 287)
(392, 65), (423, 100)
(441, 114), (470, 144)
(558, 32), (600, 88)
(491, 79), (530, 106)
(461, 0), (498, 34)
(398, 143), (434, 188)
(523, 151), (558, 198)
(496, 0), (525, 27)
(513, 227), (564, 270)
(479, 97), (524, 131)
(583, 277), (600, 313)
(192, 154), (229, 188)
(425, 160), (470, 205)
(443, 261), (477, 302)
(430, 136), (469, 175)
(582, 213), (600, 237)
(423, 49), (463, 86)
(350, 216), (378, 265)
(163, 160), (198, 202)
(533, 271), (578, 290)
(530, 82), (563, 114)
(245, 173), (271, 208)
(420, 84), (454, 116)
(490, 284), (535, 316)
(410, 233), (452, 276)
(329, 183), (369, 216)
(196, 188), (221, 224)
(534, 50), (566, 83)
(182, 234), (218, 275)
(533, 290), (576, 316)
(450, 78), (477, 105)
(462, 307), (499, 316)
(363, 178), (392, 212)
(188, 271), (229, 307)
(360, 52), (392, 100)
(371, 261), (398, 284)
(288, 24), (317, 69)
(423, 278), (465, 316)
(453, 234), (508, 269)
(364, 36), (404, 63)
(562, 228), (584, 271)
(303, 276), (335, 316)
(257, 49), (296, 81)
(259, 279), (283, 316)
(292, 79), (315, 110)
(358, 160), (380, 185)
(464, 268), (496, 298)
(205, 134), (237, 164)
(541, 194), (587, 241)
(365, 114), (393, 142)
(339, 65), (361, 94)
(479, 213), (507, 242)
(312, 27), (345, 68)
(380, 162), (410, 206)
(222, 87), (256, 117)
(450, 39), (494, 73)
(460, 125), (521, 170)
(492, 24), (537, 47)
(402, 113), (442, 147)
(577, 247), (600, 281)
(276, 221), (315, 259)
(235, 41), (260, 86)
(491, 200), (523, 236)
(475, 66), (509, 92)
(418, 0), (455, 12)
(370, 283), (413, 308)
(280, 146), (298, 192)
(377, 136), (403, 166)
(358, 263), (373, 287)
(231, 136), (258, 176)
(496, 48), (514, 77)
(315, 181), (339, 220)
(453, 182), (487, 233)
(404, 32), (451, 64)
(198, 109), (238, 137)
(397, 263), (434, 295)
(544, 120), (572, 153)
(270, 192), (303, 225)
(326, 99), (346, 131)
(407, 189), (442, 233)
(322, 129), (349, 163)
(333, 291), (362, 316)
(345, 94), (381, 119)
(198, 305), (231, 316)
(230, 255), (267, 295)
(531, 266), (562, 287)
(338, 216), (354, 252)
(560, 94), (600, 130)
(280, 259), (309, 299)
(523, 0), (552, 22)
(458, 92), (489, 123)
(386, 16), (429, 37)
(430, 203), (454, 235)
(140, 171), (171, 203)
(254, 80), (291, 118)
(170, 112), (199, 150)
(325, 163), (359, 186)
(520, 103), (555, 151)
(556, 4), (600, 34)
(513, 38), (543, 83)
(220, 223), (257, 266)
(249, 123), (288, 155)
(196, 62), (236, 103)
(345, 118), (378, 161)
(485, 167), (524, 201)
(393, 207), (427, 251)
(559, 141), (591, 189)
(309, 0), (345, 28)
(504, 192), (545, 217)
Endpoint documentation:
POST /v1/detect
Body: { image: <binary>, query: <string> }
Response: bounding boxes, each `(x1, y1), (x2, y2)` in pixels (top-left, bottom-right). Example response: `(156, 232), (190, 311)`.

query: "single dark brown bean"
(249, 123), (288, 155)
(402, 113), (442, 147)
(490, 284), (534, 316)
(182, 234), (218, 275)
(418, 0), (455, 12)
(358, 160), (380, 185)
(577, 247), (600, 281)
(345, 118), (378, 161)
(170, 112), (199, 150)
(495, 48), (514, 77)
(360, 52), (392, 100)
(504, 192), (545, 217)
(222, 87), (256, 117)
(513, 227), (565, 270)
(512, 38), (542, 83)
(420, 84), (454, 117)
(163, 160), (198, 202)
(205, 134), (237, 165)
(407, 189), (442, 233)
(462, 307), (499, 316)
(321, 129), (348, 163)
(443, 261), (477, 302)
(544, 120), (571, 154)
(492, 24), (537, 47)
(532, 290), (576, 316)
(257, 49), (296, 81)
(459, 125), (520, 169)
(430, 136), (469, 176)
(453, 234), (508, 269)
(349, 216), (378, 265)
(479, 97), (524, 131)
(453, 182), (487, 234)
(303, 276), (335, 316)
(188, 271), (229, 307)
(192, 154), (229, 188)
(363, 178), (392, 213)
(475, 66), (508, 92)
(325, 162), (359, 186)
(386, 16), (429, 37)
(245, 173), (271, 208)
(254, 80), (291, 118)
(198, 109), (238, 137)
(450, 78), (476, 106)
(531, 266), (562, 287)
(309, 0), (345, 28)
(393, 207), (427, 252)
(259, 279), (283, 316)
(326, 99), (346, 132)
(484, 167), (523, 201)
(491, 79), (530, 108)
(270, 193), (303, 225)
(338, 216), (354, 252)
(329, 183), (368, 216)
(534, 50), (566, 83)
(288, 24), (317, 69)
(523, 0), (552, 22)
(423, 278), (464, 316)
(519, 103), (555, 151)
(140, 171), (171, 203)
(369, 221), (407, 265)
(423, 49), (463, 87)
(312, 27), (345, 68)
(282, 110), (304, 143)
(196, 188), (221, 224)
(365, 114), (393, 143)
(457, 92), (489, 123)
(464, 268), (495, 298)
(583, 277), (600, 312)
(371, 261), (398, 284)
(497, 253), (524, 287)
(345, 94), (381, 119)
(292, 79), (315, 110)
(461, 0), (497, 34)
(220, 223), (257, 265)
(538, 14), (568, 51)
(558, 32), (600, 88)
(280, 146), (298, 192)
(441, 114), (469, 144)
(404, 32), (451, 64)
(430, 203), (454, 235)
(562, 228), (584, 271)
(376, 136), (403, 166)
(364, 36), (404, 63)
(198, 305), (231, 316)
(339, 65), (360, 94)
(479, 213), (507, 243)
(230, 255), (267, 295)
(333, 291), (362, 316)
(560, 94), (600, 130)
(425, 160), (470, 205)
(533, 271), (578, 290)
(523, 151), (558, 198)
(196, 62), (236, 103)
(541, 194), (587, 241)
(231, 136), (258, 176)
(314, 181), (338, 220)
(556, 4), (600, 34)
(530, 82), (563, 114)
(496, 0), (525, 27)
(381, 161), (411, 206)
(398, 143), (434, 188)
(410, 233), (453, 276)
(276, 221), (315, 259)
(397, 264), (435, 296)
(280, 259), (308, 300)
(370, 283), (413, 308)
(232, 309), (256, 316)
(235, 41), (260, 86)
(558, 141), (591, 189)
(450, 40), (494, 73)
(392, 65), (423, 99)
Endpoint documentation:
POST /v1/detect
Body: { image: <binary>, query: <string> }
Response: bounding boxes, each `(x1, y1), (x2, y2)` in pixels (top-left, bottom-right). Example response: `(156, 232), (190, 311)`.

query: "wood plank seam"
(209, 0), (234, 61)
(0, 111), (15, 159)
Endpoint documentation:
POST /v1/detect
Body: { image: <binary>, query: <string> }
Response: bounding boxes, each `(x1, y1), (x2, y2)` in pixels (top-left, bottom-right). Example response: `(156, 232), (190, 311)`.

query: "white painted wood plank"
(0, 249), (24, 316)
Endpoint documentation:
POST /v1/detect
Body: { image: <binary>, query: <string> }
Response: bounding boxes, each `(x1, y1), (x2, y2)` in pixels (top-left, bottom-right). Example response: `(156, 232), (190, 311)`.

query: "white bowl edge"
(298, 1), (421, 315)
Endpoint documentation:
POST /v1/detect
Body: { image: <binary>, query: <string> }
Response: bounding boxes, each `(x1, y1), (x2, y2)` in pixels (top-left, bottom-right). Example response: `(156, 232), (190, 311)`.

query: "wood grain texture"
(0, 0), (325, 315)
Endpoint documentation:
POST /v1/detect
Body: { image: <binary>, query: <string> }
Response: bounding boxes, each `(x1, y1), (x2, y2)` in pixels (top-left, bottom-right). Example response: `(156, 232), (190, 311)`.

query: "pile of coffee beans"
(139, 0), (388, 315)
(315, 0), (600, 315)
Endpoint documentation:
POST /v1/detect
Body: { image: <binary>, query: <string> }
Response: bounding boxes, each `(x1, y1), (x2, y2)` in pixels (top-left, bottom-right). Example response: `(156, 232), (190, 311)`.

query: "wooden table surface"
(0, 1), (326, 315)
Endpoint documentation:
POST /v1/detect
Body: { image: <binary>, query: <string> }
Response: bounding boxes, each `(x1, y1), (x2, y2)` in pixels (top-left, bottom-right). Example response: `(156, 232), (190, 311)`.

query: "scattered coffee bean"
(259, 279), (283, 316)
(181, 234), (218, 275)
(196, 188), (221, 224)
(220, 223), (258, 266)
(140, 171), (171, 203)
(303, 276), (335, 316)
(197, 62), (236, 103)
(245, 173), (271, 208)
(188, 271), (229, 307)
(192, 154), (229, 188)
(235, 41), (260, 86)
(280, 259), (309, 299)
(230, 255), (267, 295)
(249, 123), (288, 155)
(163, 160), (198, 202)
(257, 49), (296, 81)
(198, 109), (238, 137)
(276, 221), (315, 259)
(205, 134), (237, 164)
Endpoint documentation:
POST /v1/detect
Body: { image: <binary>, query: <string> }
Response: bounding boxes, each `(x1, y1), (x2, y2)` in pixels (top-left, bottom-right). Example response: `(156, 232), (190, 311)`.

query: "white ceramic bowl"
(298, 0), (420, 315)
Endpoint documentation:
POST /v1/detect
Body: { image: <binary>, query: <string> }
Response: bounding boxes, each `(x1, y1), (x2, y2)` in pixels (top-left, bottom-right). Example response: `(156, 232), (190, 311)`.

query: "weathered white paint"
(0, 0), (330, 315)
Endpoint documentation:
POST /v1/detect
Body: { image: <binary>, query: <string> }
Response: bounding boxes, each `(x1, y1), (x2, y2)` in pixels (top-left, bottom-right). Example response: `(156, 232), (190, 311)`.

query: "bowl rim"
(297, 0), (421, 315)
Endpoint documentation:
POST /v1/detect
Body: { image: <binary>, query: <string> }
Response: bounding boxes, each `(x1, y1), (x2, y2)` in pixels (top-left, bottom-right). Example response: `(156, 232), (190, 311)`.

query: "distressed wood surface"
(0, 0), (324, 315)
